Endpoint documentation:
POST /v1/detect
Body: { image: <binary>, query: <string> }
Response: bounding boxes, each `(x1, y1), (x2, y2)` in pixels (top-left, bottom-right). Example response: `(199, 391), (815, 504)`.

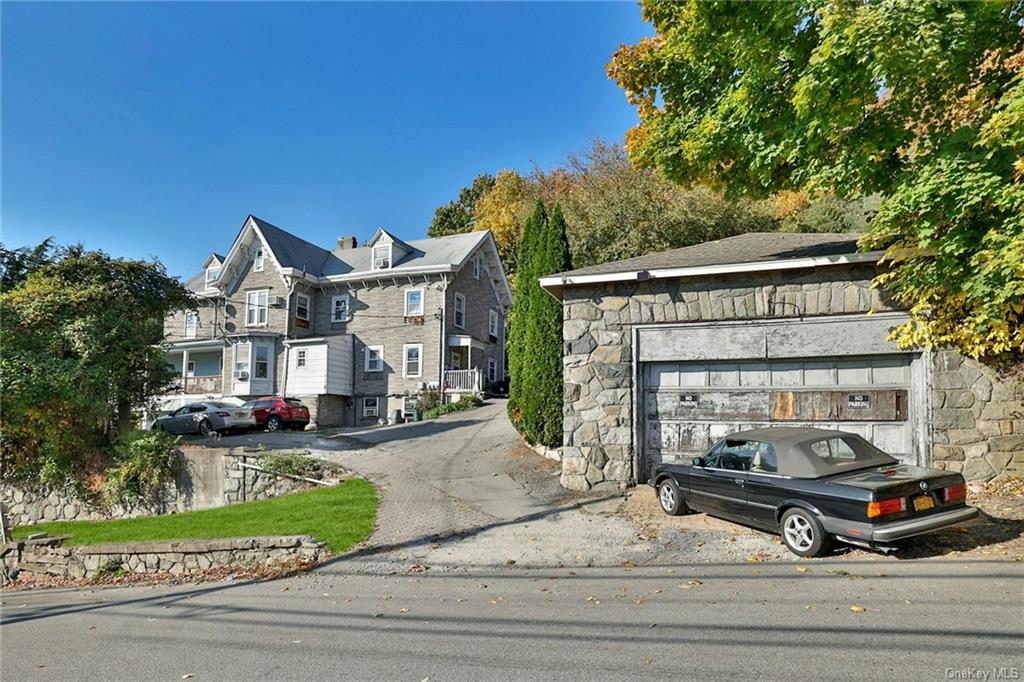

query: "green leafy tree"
(1, 245), (194, 488)
(428, 173), (496, 237)
(507, 200), (547, 428)
(1, 238), (56, 289)
(609, 0), (1024, 360)
(518, 204), (572, 446)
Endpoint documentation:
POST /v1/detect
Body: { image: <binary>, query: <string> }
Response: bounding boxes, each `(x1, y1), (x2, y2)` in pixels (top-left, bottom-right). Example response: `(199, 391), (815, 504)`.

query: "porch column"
(181, 348), (190, 392)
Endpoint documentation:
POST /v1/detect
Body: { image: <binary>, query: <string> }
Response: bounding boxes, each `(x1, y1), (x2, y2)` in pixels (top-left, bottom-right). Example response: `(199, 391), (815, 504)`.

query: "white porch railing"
(444, 368), (482, 393)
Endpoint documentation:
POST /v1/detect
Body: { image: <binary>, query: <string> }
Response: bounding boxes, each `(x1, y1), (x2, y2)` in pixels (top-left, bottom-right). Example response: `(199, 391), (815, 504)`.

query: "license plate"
(913, 495), (935, 512)
(236, 412), (247, 417)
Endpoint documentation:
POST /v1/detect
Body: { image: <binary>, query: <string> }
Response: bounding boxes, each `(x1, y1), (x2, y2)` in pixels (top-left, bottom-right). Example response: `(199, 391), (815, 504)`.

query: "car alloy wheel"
(198, 420), (212, 437)
(656, 478), (685, 516)
(266, 416), (282, 432)
(783, 514), (814, 552)
(659, 484), (676, 512)
(780, 508), (832, 558)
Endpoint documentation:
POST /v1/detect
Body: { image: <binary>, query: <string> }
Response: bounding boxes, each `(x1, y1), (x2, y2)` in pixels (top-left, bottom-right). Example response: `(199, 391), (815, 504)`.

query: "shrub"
(423, 394), (485, 420)
(258, 451), (322, 479)
(416, 390), (443, 413)
(103, 430), (181, 505)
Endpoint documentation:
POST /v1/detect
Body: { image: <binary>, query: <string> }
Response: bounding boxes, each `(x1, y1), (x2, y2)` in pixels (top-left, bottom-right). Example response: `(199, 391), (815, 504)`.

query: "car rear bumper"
(822, 506), (979, 544)
(220, 416), (256, 429)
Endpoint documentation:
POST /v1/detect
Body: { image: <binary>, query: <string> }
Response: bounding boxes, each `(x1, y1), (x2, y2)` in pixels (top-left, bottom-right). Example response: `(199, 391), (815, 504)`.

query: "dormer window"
(254, 247), (265, 272)
(373, 244), (392, 270)
(206, 267), (220, 286)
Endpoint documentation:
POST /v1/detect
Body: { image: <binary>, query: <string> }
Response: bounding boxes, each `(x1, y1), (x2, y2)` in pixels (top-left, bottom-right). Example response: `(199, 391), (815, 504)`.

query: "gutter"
(538, 251), (885, 300)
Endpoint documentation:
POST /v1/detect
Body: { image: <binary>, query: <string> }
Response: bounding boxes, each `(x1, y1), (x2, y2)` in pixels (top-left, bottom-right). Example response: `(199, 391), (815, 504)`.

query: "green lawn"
(12, 478), (377, 553)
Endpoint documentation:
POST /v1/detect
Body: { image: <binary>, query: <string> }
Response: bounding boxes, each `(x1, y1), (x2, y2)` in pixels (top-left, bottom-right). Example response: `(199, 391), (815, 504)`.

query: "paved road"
(3, 559), (1021, 680)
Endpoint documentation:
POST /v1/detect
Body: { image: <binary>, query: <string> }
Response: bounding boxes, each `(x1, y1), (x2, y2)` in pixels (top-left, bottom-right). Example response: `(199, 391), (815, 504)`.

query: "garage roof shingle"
(549, 232), (866, 279)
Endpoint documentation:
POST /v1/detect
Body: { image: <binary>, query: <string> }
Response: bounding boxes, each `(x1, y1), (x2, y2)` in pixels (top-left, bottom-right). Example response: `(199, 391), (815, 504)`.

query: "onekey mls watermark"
(945, 669), (1020, 681)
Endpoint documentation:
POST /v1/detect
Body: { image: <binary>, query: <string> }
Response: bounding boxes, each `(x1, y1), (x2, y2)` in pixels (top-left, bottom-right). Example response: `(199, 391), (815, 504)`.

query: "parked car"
(649, 427), (978, 557)
(242, 396), (310, 432)
(151, 402), (256, 436)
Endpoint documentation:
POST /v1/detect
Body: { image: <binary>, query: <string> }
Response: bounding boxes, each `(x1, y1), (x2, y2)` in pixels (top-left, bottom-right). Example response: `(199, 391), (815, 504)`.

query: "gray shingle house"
(540, 232), (1022, 490)
(161, 215), (512, 427)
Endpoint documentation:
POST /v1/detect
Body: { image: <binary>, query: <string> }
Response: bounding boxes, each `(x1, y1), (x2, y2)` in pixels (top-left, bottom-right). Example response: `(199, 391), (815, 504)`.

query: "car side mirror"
(691, 457), (703, 468)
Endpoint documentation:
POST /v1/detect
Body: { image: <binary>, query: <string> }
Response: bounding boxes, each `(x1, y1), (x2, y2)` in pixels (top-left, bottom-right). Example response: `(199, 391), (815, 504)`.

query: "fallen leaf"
(505, 559), (516, 566)
(850, 605), (866, 613)
(585, 596), (601, 604)
(635, 598), (647, 606)
(796, 567), (810, 573)
(399, 608), (410, 613)
(490, 597), (504, 605)
(182, 675), (194, 680)
(678, 579), (703, 590)
(408, 564), (428, 573)
(456, 598), (466, 603)
(478, 583), (488, 589)
(623, 560), (637, 569)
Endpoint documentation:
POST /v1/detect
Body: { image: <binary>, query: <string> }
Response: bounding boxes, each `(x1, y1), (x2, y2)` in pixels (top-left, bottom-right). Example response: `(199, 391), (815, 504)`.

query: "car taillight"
(215, 411), (230, 417)
(867, 497), (906, 518)
(942, 482), (967, 502)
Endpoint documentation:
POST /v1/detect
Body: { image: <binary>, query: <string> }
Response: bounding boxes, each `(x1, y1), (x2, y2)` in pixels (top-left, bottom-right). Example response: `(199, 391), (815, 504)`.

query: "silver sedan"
(152, 402), (256, 436)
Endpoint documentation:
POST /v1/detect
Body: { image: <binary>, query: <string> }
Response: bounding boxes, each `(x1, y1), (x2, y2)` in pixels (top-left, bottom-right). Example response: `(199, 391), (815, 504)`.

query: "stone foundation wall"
(1, 534), (327, 582)
(559, 265), (1021, 491)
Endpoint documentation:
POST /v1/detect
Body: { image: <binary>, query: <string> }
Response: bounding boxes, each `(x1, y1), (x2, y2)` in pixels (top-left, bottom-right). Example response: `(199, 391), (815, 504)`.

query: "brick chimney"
(336, 236), (358, 250)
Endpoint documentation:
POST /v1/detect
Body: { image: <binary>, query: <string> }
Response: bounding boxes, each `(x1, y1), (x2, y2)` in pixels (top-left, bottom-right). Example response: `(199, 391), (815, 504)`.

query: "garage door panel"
(642, 354), (917, 470)
(648, 390), (770, 421)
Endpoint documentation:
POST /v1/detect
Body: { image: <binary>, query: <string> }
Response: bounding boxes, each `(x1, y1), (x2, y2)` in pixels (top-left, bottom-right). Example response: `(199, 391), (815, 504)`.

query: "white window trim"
(295, 292), (311, 321)
(363, 396), (379, 418)
(364, 345), (384, 372)
(245, 289), (269, 327)
(473, 257), (481, 280)
(488, 358), (497, 383)
(296, 349), (307, 368)
(186, 360), (196, 378)
(253, 344), (271, 380)
(488, 309), (499, 338)
(254, 247), (265, 272)
(403, 343), (423, 378)
(405, 288), (425, 317)
(453, 293), (466, 329)
(372, 244), (392, 270)
(331, 294), (351, 323)
(451, 350), (462, 369)
(234, 342), (251, 382)
(205, 267), (220, 286)
(184, 311), (198, 339)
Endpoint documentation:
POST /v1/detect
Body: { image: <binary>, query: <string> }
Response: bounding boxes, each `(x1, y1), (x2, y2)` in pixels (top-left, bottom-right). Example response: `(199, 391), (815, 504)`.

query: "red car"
(241, 396), (310, 432)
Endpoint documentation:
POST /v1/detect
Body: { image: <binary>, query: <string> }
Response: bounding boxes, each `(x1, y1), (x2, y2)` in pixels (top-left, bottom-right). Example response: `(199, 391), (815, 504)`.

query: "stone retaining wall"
(1, 534), (327, 582)
(2, 448), (327, 527)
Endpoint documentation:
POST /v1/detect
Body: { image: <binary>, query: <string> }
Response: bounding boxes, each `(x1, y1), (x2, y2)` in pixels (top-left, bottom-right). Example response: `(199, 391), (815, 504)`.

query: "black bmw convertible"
(648, 427), (979, 557)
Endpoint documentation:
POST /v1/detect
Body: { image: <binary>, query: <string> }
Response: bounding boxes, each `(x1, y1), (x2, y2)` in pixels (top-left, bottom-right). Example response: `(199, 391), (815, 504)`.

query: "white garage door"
(642, 354), (917, 472)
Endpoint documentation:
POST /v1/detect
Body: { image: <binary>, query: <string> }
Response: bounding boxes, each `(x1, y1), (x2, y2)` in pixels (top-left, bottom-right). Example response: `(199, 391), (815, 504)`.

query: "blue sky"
(2, 2), (649, 279)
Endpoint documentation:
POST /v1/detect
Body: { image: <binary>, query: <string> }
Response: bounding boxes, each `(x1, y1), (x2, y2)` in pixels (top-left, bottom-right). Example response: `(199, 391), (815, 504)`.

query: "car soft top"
(727, 427), (898, 478)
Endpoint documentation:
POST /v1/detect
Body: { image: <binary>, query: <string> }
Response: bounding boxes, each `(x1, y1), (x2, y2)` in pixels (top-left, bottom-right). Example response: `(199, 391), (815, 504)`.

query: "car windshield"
(207, 402), (233, 408)
(803, 436), (897, 473)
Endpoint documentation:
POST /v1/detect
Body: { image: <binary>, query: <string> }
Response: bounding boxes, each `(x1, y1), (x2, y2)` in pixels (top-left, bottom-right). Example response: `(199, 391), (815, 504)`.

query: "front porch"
(165, 342), (226, 398)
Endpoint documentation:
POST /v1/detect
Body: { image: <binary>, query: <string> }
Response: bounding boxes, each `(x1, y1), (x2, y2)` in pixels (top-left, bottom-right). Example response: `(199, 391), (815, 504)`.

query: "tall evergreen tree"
(506, 200), (546, 429)
(520, 204), (572, 446)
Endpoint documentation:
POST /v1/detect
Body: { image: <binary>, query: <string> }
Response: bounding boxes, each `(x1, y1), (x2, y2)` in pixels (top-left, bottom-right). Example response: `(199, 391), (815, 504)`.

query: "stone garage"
(539, 233), (1024, 491)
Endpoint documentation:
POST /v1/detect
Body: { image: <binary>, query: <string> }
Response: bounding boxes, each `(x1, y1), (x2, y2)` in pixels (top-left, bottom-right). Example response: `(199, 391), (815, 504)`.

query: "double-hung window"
(184, 311), (198, 339)
(405, 288), (424, 317)
(254, 345), (270, 379)
(331, 294), (350, 323)
(488, 358), (498, 383)
(254, 247), (265, 272)
(488, 309), (499, 339)
(372, 244), (391, 269)
(453, 293), (466, 329)
(365, 345), (384, 372)
(234, 342), (251, 381)
(403, 343), (422, 378)
(205, 267), (220, 286)
(295, 293), (310, 321)
(246, 290), (268, 326)
(363, 397), (379, 418)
